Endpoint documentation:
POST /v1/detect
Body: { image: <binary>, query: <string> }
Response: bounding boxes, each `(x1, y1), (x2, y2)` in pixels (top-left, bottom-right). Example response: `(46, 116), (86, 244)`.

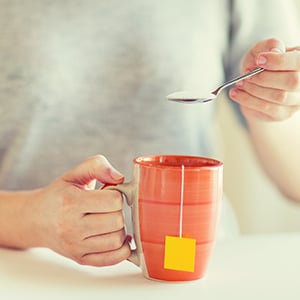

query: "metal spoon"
(166, 67), (264, 103)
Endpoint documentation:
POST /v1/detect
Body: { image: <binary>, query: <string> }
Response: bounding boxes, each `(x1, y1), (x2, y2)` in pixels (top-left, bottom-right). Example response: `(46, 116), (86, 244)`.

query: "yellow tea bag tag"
(164, 236), (196, 272)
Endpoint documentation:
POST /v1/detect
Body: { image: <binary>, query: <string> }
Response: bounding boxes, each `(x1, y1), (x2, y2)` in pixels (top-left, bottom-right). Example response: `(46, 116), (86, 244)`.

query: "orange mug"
(105, 154), (223, 281)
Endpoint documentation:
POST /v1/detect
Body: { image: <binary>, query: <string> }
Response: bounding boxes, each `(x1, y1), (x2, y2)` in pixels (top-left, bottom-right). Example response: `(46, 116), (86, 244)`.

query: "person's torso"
(0, 0), (229, 189)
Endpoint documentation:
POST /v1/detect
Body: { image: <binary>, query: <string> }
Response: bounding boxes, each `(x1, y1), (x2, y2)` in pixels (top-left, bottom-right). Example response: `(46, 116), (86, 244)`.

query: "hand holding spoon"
(166, 67), (264, 103)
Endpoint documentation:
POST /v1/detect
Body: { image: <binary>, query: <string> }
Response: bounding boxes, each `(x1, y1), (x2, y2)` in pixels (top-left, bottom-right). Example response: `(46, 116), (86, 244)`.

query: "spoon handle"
(212, 67), (264, 95)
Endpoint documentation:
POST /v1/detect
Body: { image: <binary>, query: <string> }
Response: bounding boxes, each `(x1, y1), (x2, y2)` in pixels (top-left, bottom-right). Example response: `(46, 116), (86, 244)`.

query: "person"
(0, 0), (300, 267)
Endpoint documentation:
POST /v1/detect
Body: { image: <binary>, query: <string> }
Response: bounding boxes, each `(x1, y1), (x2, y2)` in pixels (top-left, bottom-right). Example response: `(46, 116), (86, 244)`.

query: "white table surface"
(1, 233), (300, 300)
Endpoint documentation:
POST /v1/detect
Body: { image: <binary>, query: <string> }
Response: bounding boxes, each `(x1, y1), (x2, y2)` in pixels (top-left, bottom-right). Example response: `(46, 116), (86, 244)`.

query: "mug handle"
(101, 183), (139, 266)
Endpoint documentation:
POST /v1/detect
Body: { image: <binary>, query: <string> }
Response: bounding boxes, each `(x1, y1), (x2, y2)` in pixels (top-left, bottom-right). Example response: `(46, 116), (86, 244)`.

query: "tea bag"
(164, 165), (196, 272)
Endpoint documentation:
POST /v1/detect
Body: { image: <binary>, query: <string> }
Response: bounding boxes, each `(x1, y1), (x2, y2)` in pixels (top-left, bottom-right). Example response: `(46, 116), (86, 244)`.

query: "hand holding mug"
(31, 155), (131, 266)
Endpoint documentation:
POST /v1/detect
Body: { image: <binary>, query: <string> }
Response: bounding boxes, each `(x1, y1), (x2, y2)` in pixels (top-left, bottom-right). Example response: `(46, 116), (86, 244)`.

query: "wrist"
(0, 189), (45, 249)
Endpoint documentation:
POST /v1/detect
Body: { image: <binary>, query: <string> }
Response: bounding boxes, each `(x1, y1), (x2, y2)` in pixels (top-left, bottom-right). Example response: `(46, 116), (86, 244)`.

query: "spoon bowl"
(166, 91), (216, 103)
(166, 67), (264, 104)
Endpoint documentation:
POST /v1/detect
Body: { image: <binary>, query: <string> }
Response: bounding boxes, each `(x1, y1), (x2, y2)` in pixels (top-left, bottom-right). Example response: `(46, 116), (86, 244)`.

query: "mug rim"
(133, 154), (223, 169)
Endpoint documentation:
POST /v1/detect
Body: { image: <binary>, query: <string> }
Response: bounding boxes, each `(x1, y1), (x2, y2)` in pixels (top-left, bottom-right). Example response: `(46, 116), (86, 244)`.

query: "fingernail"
(270, 47), (282, 53)
(110, 168), (124, 181)
(229, 89), (237, 98)
(257, 55), (267, 66)
(125, 235), (133, 243)
(101, 156), (124, 181)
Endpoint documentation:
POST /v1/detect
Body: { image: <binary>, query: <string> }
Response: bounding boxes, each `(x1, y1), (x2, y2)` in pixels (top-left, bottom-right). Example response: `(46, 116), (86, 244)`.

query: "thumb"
(62, 155), (124, 187)
(257, 38), (285, 55)
(242, 38), (286, 72)
(256, 38), (289, 70)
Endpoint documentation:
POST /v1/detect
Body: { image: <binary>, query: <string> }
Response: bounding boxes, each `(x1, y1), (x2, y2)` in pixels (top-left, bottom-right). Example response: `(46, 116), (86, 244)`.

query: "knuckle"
(273, 90), (287, 104)
(60, 239), (82, 261)
(260, 101), (284, 121)
(103, 211), (124, 231)
(63, 242), (87, 265)
(84, 154), (108, 174)
(87, 254), (114, 267)
(56, 200), (79, 238)
(61, 192), (76, 208)
(271, 107), (294, 122)
(257, 38), (281, 53)
(55, 208), (81, 252)
(287, 106), (299, 118)
(56, 215), (73, 242)
(270, 114), (283, 122)
(288, 73), (300, 91)
(100, 230), (125, 251)
(270, 108), (283, 121)
(91, 154), (108, 167)
(266, 37), (279, 47)
(260, 101), (272, 113)
(56, 222), (71, 241)
(57, 186), (80, 210)
(93, 154), (105, 163)
(101, 255), (119, 266)
(76, 242), (130, 267)
(113, 212), (125, 230)
(111, 190), (123, 207)
(74, 255), (87, 265)
(118, 243), (131, 263)
(110, 234), (125, 250)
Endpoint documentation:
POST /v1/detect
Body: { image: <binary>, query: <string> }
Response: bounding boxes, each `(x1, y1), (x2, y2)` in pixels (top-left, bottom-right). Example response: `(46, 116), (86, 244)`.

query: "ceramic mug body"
(106, 155), (223, 281)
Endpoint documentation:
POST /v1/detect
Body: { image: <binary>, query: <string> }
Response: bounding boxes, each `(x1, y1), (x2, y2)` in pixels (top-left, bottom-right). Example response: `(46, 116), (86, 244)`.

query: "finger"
(81, 211), (125, 237)
(257, 50), (300, 71)
(242, 38), (285, 71)
(62, 155), (124, 187)
(78, 240), (131, 267)
(62, 229), (127, 261)
(236, 80), (300, 106)
(229, 88), (298, 121)
(81, 229), (126, 254)
(246, 70), (300, 92)
(287, 46), (300, 52)
(79, 189), (123, 214)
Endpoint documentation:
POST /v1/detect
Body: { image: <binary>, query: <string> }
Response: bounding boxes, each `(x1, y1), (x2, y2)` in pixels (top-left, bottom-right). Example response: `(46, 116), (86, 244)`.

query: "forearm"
(247, 112), (300, 202)
(0, 156), (130, 266)
(0, 189), (43, 249)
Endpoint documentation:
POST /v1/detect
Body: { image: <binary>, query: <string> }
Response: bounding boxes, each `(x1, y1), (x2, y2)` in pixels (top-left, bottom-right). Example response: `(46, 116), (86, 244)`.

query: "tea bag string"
(179, 165), (184, 238)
